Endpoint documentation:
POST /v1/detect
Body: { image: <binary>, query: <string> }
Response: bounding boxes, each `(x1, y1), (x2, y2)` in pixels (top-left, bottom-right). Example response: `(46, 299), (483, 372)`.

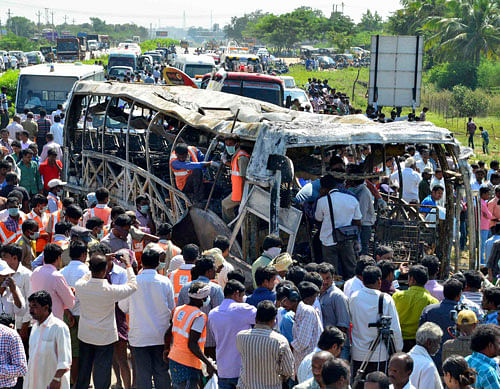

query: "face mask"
(266, 247), (282, 259)
(225, 145), (236, 155)
(97, 231), (104, 240)
(202, 296), (211, 308)
(140, 205), (150, 214)
(31, 232), (40, 240)
(8, 208), (18, 217)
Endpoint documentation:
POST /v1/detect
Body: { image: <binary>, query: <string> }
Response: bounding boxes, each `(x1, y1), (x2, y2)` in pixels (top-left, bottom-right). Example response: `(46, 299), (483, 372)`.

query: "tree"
(424, 0), (500, 66)
(224, 11), (266, 41)
(6, 16), (35, 38)
(89, 17), (107, 33)
(358, 10), (383, 31)
(0, 33), (37, 51)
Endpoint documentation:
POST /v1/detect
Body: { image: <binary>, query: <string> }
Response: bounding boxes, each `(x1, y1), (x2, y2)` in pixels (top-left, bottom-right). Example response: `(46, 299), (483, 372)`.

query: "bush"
(0, 69), (20, 115)
(478, 60), (500, 88)
(429, 61), (478, 90)
(139, 39), (179, 53)
(450, 85), (489, 117)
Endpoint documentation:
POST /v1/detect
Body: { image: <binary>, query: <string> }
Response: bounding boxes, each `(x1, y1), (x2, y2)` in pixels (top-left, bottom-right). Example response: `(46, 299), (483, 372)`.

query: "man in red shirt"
(39, 148), (62, 192)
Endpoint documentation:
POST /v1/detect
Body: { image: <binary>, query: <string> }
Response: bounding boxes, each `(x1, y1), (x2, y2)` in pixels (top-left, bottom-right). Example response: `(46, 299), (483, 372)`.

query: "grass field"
(288, 65), (500, 165)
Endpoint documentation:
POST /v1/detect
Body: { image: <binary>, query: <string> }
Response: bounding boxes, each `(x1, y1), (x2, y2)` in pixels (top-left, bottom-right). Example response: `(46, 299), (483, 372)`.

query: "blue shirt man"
(465, 324), (500, 389)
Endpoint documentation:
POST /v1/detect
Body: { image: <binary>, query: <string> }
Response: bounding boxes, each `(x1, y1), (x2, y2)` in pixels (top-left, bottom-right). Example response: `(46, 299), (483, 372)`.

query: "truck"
(57, 36), (84, 61)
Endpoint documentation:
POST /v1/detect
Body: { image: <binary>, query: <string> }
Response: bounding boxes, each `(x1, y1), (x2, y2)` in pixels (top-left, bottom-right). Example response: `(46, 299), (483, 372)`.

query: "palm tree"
(423, 0), (500, 66)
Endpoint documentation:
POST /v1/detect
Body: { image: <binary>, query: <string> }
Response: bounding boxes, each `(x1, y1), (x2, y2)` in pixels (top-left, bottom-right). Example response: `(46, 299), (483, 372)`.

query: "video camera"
(369, 315), (393, 334)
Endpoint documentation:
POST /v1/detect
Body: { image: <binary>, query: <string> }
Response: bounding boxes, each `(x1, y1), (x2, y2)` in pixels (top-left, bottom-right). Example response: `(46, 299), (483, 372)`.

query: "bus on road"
(15, 63), (105, 118)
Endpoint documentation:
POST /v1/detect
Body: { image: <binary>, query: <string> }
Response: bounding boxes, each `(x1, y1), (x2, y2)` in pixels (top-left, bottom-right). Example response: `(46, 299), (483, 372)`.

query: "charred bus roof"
(71, 80), (458, 148)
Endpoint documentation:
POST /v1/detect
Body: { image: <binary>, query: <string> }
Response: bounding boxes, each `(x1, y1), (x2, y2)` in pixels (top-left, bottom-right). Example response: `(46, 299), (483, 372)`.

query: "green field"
(288, 65), (500, 165)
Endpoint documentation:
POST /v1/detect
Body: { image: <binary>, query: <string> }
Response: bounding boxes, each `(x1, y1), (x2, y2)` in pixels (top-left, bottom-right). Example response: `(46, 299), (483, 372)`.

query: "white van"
(173, 54), (216, 80)
(16, 63), (104, 118)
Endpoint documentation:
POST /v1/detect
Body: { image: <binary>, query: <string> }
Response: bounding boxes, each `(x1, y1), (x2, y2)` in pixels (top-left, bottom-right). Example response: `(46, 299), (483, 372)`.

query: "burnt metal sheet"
(73, 81), (459, 147)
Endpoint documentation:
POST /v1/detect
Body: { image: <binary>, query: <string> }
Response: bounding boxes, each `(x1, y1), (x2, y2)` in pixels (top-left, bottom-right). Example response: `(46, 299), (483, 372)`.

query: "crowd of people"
(0, 81), (500, 389)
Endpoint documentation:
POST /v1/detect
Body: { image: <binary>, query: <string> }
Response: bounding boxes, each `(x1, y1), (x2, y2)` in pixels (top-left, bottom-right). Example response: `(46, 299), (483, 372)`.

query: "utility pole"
(45, 8), (49, 26)
(341, 2), (344, 13)
(7, 9), (12, 21)
(72, 18), (75, 25)
(36, 10), (41, 30)
(63, 15), (68, 25)
(51, 10), (54, 27)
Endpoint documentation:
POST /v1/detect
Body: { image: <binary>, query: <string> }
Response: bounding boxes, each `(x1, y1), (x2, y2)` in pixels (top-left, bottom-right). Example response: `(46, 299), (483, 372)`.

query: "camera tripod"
(352, 325), (397, 389)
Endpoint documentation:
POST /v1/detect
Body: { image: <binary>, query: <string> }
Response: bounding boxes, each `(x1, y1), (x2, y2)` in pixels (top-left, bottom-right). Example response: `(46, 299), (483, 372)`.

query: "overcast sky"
(1, 0), (401, 29)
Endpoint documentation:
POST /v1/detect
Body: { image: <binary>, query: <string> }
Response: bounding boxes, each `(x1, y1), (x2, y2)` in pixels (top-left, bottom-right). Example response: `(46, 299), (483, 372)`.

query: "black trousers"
(0, 111), (8, 130)
(131, 345), (171, 389)
(75, 340), (114, 389)
(322, 241), (357, 279)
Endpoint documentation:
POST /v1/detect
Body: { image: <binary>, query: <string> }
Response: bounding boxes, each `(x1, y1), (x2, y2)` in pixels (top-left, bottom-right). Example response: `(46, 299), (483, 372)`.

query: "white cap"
(47, 178), (67, 189)
(0, 259), (15, 276)
(405, 157), (416, 168)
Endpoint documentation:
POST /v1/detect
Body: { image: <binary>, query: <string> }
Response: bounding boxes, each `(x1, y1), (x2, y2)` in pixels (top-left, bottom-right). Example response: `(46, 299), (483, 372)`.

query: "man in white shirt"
(25, 290), (72, 389)
(391, 157), (421, 203)
(60, 240), (90, 384)
(118, 246), (175, 389)
(39, 133), (63, 162)
(1, 244), (31, 340)
(343, 256), (376, 299)
(0, 259), (25, 326)
(6, 115), (23, 140)
(349, 266), (403, 375)
(415, 149), (433, 174)
(315, 174), (362, 280)
(408, 322), (443, 389)
(49, 115), (64, 146)
(75, 252), (137, 389)
(388, 352), (416, 389)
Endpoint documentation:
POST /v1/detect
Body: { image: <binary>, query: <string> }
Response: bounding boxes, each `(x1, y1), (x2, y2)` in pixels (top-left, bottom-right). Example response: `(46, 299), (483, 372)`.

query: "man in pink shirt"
(480, 187), (498, 265)
(31, 243), (75, 319)
(488, 186), (500, 229)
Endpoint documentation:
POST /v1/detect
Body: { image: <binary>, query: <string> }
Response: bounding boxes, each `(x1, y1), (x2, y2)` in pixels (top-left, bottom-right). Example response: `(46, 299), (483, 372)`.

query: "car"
(25, 51), (45, 65)
(107, 66), (134, 81)
(8, 51), (28, 67)
(284, 88), (312, 111)
(279, 76), (296, 89)
(256, 48), (269, 56)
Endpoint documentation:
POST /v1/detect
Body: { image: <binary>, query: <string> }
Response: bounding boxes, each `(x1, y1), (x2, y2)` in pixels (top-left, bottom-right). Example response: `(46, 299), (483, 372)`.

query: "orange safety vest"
(231, 149), (250, 201)
(133, 239), (143, 268)
(27, 210), (50, 253)
(53, 237), (70, 251)
(168, 305), (207, 370)
(47, 193), (62, 212)
(169, 268), (192, 305)
(49, 210), (62, 237)
(89, 206), (112, 225)
(169, 146), (199, 191)
(0, 214), (27, 244)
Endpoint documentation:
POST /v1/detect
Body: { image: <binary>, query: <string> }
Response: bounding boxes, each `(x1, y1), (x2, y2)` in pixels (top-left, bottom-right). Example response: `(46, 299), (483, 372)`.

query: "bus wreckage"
(63, 81), (477, 279)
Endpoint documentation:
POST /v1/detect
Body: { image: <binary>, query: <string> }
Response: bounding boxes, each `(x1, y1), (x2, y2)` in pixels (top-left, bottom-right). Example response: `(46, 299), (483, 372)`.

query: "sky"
(0, 0), (402, 29)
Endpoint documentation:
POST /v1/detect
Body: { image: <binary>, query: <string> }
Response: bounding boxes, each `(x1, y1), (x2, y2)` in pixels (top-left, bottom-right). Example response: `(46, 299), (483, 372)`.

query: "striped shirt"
(0, 323), (27, 388)
(236, 324), (294, 389)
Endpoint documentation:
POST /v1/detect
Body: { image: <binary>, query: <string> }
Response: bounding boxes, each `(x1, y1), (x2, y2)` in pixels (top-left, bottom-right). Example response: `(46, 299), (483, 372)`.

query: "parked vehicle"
(15, 63), (105, 117)
(107, 66), (134, 81)
(173, 54), (215, 80)
(25, 51), (45, 65)
(108, 49), (140, 72)
(201, 72), (285, 107)
(279, 76), (296, 89)
(56, 37), (84, 61)
(284, 88), (312, 110)
(8, 51), (28, 67)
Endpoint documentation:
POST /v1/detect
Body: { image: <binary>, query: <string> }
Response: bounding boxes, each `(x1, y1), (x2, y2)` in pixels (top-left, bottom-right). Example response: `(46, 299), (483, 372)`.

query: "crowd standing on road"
(0, 68), (499, 389)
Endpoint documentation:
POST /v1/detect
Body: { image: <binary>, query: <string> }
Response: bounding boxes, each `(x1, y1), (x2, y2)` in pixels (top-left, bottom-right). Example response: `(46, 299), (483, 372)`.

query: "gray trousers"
(322, 241), (357, 279)
(131, 345), (171, 389)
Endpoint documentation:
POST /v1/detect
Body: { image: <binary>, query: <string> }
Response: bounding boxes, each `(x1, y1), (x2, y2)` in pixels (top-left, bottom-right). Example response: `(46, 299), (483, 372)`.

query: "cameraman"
(349, 266), (403, 375)
(442, 310), (477, 363)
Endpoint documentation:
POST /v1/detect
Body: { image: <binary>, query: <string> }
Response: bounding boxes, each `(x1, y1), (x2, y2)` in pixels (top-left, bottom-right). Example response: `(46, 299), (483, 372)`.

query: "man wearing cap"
(442, 310), (477, 362)
(46, 178), (64, 213)
(202, 247), (232, 288)
(271, 252), (293, 281)
(0, 259), (26, 325)
(418, 167), (433, 203)
(39, 151), (63, 193)
(165, 281), (217, 389)
(82, 187), (111, 227)
(391, 157), (421, 203)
